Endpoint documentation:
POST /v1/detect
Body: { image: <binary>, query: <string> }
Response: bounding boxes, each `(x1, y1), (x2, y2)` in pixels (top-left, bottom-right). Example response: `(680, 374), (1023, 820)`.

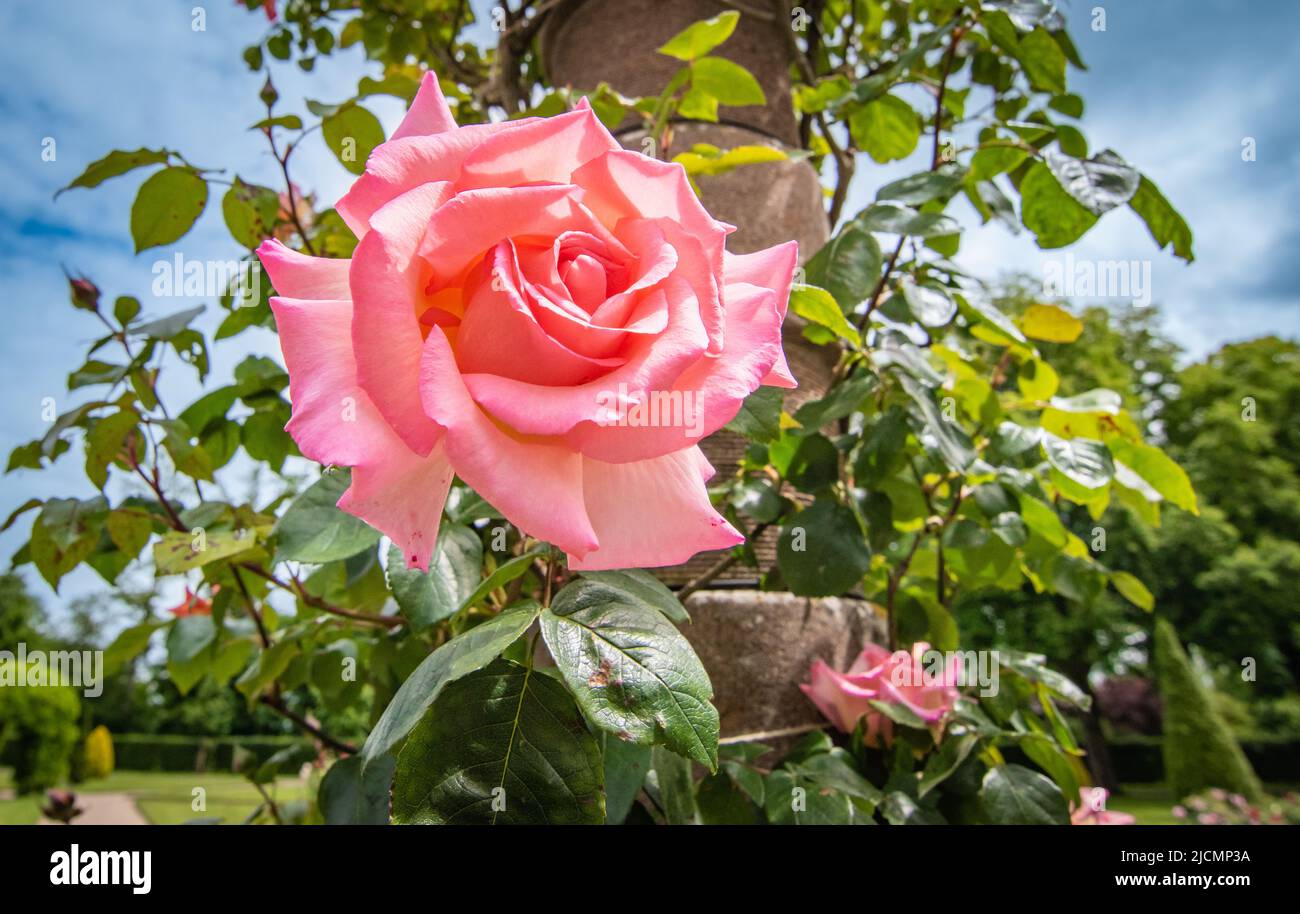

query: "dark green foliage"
(1154, 618), (1263, 802)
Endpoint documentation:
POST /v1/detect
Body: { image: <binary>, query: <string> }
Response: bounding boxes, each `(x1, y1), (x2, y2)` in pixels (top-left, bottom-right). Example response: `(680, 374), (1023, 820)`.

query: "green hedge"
(1109, 736), (1299, 785)
(111, 734), (305, 772)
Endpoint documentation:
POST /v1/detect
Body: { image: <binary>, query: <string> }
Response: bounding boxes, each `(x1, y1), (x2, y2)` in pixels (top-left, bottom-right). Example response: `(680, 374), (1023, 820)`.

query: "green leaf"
(57, 148), (169, 196)
(114, 296), (141, 325)
(778, 498), (872, 597)
(1043, 149), (1139, 215)
(166, 614), (215, 665)
(981, 763), (1069, 824)
(1017, 357), (1059, 400)
(1020, 302), (1083, 342)
(129, 167), (208, 253)
(651, 746), (698, 824)
(222, 178), (280, 249)
(458, 547), (545, 615)
(1110, 570), (1154, 611)
(677, 87), (719, 122)
(153, 529), (259, 575)
(789, 284), (860, 344)
(725, 385), (784, 442)
(578, 568), (690, 624)
(359, 604), (542, 767)
(1130, 174), (1193, 262)
(764, 767), (873, 825)
(919, 733), (979, 796)
(658, 10), (739, 60)
(849, 95), (920, 163)
(391, 660), (604, 824)
(103, 622), (162, 675)
(319, 755), (395, 825)
(321, 103), (385, 175)
(1041, 433), (1114, 490)
(273, 471), (380, 563)
(602, 735), (651, 824)
(877, 170), (963, 205)
(131, 305), (206, 341)
(84, 409), (139, 488)
(804, 224), (882, 311)
(858, 204), (959, 237)
(1049, 388), (1121, 414)
(1017, 27), (1066, 93)
(1107, 439), (1198, 514)
(384, 527), (483, 632)
(1019, 160), (1097, 249)
(899, 278), (957, 327)
(542, 577), (719, 768)
(690, 56), (765, 106)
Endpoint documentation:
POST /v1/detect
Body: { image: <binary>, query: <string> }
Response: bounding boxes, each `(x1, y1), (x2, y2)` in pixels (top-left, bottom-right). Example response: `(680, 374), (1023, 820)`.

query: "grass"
(1105, 783), (1184, 825)
(0, 767), (311, 825)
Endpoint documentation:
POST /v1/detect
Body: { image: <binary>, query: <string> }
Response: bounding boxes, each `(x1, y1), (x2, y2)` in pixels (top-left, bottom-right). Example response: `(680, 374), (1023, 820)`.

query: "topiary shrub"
(81, 725), (115, 780)
(1154, 618), (1263, 802)
(0, 660), (82, 794)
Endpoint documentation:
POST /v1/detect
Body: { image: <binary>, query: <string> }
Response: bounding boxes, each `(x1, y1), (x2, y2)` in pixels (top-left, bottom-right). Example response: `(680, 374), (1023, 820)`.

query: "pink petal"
(270, 296), (406, 468)
(563, 279), (791, 463)
(801, 659), (876, 733)
(257, 239), (351, 299)
(568, 446), (742, 570)
(418, 327), (599, 557)
(416, 184), (597, 288)
(391, 71), (458, 141)
(350, 180), (455, 456)
(335, 121), (508, 237)
(571, 150), (730, 351)
(461, 274), (708, 438)
(455, 242), (625, 386)
(456, 104), (620, 191)
(725, 242), (799, 386)
(338, 439), (454, 572)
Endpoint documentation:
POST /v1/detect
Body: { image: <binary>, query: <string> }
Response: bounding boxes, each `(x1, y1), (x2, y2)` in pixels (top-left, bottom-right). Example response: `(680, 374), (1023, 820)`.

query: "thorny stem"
(264, 99), (316, 256)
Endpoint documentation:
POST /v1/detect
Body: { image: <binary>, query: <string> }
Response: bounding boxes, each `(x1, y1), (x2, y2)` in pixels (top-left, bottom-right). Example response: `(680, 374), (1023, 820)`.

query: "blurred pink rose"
(257, 73), (796, 570)
(1072, 788), (1136, 825)
(800, 641), (961, 747)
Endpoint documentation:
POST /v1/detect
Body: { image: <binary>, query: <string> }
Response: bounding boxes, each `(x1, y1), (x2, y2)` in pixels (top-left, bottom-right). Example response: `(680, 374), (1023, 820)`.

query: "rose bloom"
(257, 73), (796, 571)
(1071, 787), (1135, 825)
(801, 642), (961, 747)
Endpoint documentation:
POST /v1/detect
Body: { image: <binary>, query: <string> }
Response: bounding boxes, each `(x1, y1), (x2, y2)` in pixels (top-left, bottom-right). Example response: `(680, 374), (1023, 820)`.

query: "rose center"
(558, 252), (608, 314)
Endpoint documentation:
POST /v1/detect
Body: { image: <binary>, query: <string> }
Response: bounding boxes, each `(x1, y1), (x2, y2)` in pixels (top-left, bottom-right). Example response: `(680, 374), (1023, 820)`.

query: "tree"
(1154, 617), (1262, 802)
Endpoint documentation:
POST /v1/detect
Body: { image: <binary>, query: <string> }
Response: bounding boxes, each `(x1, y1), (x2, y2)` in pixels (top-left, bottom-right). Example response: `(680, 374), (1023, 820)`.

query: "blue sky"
(2, 0), (1297, 617)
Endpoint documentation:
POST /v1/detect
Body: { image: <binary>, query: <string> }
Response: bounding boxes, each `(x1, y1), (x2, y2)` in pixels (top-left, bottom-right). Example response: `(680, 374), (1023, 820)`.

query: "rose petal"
(461, 273), (708, 438)
(568, 446), (742, 570)
(455, 242), (626, 386)
(571, 150), (731, 351)
(391, 71), (458, 141)
(257, 239), (351, 299)
(338, 439), (454, 572)
(270, 296), (407, 468)
(419, 327), (599, 557)
(456, 102), (620, 192)
(351, 180), (455, 456)
(564, 276), (793, 462)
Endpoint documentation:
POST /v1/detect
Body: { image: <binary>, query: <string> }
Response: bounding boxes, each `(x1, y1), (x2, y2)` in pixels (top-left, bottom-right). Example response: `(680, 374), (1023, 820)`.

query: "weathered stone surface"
(540, 0), (799, 145)
(681, 591), (887, 739)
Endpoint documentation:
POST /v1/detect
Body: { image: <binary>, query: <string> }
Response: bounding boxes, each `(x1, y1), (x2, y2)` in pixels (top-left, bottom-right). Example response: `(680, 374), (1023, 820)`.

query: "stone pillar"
(540, 0), (884, 742)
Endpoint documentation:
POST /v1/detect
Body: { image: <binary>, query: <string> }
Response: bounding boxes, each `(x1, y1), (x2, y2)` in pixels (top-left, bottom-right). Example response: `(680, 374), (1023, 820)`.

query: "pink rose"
(257, 73), (796, 570)
(800, 642), (961, 747)
(1071, 787), (1136, 825)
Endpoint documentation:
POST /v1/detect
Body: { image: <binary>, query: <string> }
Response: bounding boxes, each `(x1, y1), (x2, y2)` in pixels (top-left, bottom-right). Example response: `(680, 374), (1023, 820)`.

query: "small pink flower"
(1172, 805), (1187, 819)
(257, 74), (796, 571)
(1071, 788), (1136, 825)
(800, 642), (960, 746)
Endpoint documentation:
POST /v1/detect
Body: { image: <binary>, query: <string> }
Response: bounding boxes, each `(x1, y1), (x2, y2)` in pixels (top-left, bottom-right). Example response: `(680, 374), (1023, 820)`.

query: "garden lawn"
(0, 767), (311, 825)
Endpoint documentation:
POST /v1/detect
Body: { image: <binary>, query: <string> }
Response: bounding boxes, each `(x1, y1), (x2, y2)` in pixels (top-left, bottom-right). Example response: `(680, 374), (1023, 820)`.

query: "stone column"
(540, 0), (884, 742)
